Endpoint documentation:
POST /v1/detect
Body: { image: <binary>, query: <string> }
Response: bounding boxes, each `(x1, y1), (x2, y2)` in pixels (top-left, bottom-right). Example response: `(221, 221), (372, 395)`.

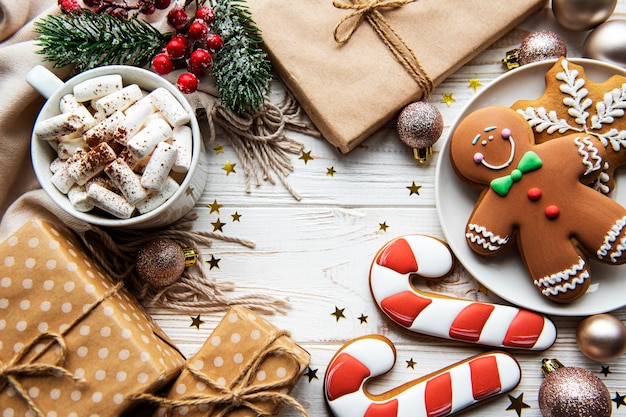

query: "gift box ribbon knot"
(133, 329), (308, 417)
(333, 0), (434, 96)
(0, 282), (123, 417)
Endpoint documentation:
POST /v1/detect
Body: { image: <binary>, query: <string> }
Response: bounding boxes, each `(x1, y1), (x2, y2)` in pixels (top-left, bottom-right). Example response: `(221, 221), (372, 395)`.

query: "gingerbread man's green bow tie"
(490, 151), (542, 196)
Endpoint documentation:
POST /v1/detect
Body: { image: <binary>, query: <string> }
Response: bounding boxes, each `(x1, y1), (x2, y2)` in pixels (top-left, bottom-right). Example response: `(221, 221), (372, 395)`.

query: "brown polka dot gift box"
(0, 218), (185, 416)
(145, 305), (310, 417)
(246, 0), (545, 153)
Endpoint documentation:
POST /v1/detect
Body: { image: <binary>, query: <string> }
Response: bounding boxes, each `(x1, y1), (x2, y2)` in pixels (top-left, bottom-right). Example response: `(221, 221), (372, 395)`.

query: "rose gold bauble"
(577, 313), (626, 362)
(136, 238), (186, 287)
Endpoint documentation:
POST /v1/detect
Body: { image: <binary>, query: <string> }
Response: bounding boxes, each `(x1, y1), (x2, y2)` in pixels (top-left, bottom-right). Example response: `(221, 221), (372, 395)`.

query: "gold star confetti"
(305, 367), (319, 382)
(211, 218), (226, 232)
(406, 358), (417, 369)
(358, 313), (368, 324)
(231, 212), (242, 222)
(441, 93), (456, 107)
(206, 255), (220, 270)
(331, 306), (346, 322)
(468, 77), (482, 92)
(327, 167), (336, 176)
(190, 314), (205, 330)
(207, 199), (223, 214)
(613, 392), (626, 409)
(222, 161), (236, 175)
(601, 365), (612, 377)
(214, 144), (224, 154)
(379, 222), (389, 232)
(407, 182), (422, 196)
(299, 150), (313, 164)
(506, 393), (531, 417)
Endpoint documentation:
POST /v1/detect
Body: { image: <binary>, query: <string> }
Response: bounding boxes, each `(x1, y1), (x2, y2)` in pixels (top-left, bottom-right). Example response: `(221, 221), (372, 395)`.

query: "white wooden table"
(150, 2), (626, 416)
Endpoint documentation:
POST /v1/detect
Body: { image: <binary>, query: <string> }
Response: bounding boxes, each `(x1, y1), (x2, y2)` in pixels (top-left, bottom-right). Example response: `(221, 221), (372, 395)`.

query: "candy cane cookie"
(324, 335), (521, 417)
(370, 235), (556, 350)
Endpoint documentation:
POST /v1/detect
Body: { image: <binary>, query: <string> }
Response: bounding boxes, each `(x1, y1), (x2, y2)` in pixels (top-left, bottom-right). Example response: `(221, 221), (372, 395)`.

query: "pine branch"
(210, 0), (272, 114)
(34, 10), (171, 74)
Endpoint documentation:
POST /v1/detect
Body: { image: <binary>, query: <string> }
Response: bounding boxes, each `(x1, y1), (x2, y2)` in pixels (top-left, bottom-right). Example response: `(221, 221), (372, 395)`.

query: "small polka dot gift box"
(151, 305), (310, 417)
(0, 218), (185, 416)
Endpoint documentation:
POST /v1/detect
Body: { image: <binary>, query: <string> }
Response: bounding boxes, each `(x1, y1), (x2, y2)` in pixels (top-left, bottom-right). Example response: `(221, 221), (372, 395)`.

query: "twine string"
(0, 283), (123, 416)
(333, 0), (434, 96)
(133, 330), (308, 417)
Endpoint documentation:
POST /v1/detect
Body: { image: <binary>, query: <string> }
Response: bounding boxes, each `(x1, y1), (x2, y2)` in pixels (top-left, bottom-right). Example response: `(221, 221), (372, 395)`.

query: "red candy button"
(545, 205), (560, 219)
(527, 187), (542, 201)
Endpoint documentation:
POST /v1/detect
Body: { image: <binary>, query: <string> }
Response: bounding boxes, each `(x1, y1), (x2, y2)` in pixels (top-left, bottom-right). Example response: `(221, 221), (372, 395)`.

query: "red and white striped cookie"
(324, 335), (521, 417)
(370, 235), (556, 350)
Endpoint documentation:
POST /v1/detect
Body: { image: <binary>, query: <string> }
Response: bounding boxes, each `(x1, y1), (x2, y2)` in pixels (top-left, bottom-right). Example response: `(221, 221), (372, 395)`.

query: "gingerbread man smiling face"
(450, 106), (626, 303)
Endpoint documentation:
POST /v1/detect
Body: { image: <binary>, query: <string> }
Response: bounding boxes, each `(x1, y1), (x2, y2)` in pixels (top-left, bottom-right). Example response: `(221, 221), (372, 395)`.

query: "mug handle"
(26, 65), (65, 99)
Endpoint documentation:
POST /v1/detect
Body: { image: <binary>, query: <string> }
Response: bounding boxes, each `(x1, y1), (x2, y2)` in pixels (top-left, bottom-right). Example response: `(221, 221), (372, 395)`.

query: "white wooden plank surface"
(149, 2), (626, 416)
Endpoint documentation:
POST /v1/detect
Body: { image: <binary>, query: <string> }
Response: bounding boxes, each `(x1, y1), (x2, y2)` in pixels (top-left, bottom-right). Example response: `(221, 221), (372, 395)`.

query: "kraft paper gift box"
(0, 218), (185, 417)
(247, 0), (545, 153)
(151, 305), (310, 417)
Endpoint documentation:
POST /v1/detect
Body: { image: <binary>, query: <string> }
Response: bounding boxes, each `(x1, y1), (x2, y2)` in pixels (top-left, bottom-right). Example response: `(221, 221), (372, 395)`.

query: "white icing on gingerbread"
(324, 335), (522, 417)
(533, 257), (589, 297)
(466, 224), (509, 252)
(574, 136), (603, 175)
(370, 235), (556, 350)
(598, 215), (626, 262)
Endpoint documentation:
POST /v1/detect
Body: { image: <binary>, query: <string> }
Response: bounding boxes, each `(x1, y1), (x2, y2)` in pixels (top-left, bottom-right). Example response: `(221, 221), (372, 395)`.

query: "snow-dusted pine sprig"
(210, 0), (272, 114)
(34, 10), (170, 74)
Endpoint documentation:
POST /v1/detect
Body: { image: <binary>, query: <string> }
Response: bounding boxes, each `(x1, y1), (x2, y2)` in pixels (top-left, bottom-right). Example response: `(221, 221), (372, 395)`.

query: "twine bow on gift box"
(333, 0), (434, 96)
(0, 333), (82, 417)
(0, 282), (123, 417)
(133, 330), (308, 417)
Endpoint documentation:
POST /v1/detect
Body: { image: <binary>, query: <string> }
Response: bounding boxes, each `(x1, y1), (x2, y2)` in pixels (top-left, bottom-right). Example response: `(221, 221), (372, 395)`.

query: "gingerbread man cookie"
(449, 106), (626, 303)
(324, 335), (521, 417)
(370, 235), (556, 349)
(512, 57), (626, 194)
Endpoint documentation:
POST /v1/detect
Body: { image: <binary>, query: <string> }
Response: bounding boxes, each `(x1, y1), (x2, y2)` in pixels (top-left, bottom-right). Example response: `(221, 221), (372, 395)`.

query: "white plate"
(435, 58), (626, 316)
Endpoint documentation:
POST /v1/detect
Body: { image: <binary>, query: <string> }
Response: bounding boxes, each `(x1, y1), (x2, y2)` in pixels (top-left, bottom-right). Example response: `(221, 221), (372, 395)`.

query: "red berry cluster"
(152, 6), (224, 94)
(59, 0), (171, 17)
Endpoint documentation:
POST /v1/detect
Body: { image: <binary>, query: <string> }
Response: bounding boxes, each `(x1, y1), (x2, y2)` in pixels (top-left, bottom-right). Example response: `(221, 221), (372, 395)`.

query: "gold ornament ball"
(397, 101), (443, 150)
(577, 313), (626, 362)
(539, 363), (611, 417)
(517, 31), (567, 66)
(552, 0), (616, 31)
(583, 20), (626, 68)
(136, 238), (186, 287)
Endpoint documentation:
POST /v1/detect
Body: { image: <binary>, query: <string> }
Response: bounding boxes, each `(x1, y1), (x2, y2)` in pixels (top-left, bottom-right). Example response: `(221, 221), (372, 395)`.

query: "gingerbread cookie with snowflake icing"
(449, 106), (626, 303)
(511, 57), (626, 194)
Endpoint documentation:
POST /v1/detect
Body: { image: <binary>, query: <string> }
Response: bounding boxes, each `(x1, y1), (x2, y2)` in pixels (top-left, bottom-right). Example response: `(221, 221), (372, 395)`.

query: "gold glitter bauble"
(577, 313), (626, 362)
(397, 101), (443, 150)
(136, 238), (186, 287)
(538, 359), (611, 417)
(518, 31), (567, 66)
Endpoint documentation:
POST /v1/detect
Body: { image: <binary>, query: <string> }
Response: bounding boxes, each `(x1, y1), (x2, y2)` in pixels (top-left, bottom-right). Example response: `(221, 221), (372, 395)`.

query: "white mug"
(27, 64), (209, 229)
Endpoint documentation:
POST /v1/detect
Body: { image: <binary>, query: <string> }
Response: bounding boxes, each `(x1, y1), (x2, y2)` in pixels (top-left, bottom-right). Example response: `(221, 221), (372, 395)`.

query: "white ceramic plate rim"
(435, 58), (626, 316)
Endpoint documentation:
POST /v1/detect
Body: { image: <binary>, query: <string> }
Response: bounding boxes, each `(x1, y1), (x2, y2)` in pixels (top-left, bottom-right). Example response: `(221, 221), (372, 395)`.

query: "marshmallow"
(73, 74), (123, 102)
(135, 176), (179, 214)
(123, 97), (155, 139)
(50, 150), (86, 194)
(141, 142), (178, 191)
(35, 113), (84, 141)
(104, 158), (148, 204)
(147, 87), (190, 127)
(170, 125), (192, 173)
(49, 157), (65, 173)
(87, 182), (135, 219)
(127, 116), (172, 158)
(56, 135), (88, 160)
(67, 185), (95, 212)
(83, 110), (126, 147)
(67, 142), (116, 185)
(94, 84), (143, 117)
(60, 94), (97, 129)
